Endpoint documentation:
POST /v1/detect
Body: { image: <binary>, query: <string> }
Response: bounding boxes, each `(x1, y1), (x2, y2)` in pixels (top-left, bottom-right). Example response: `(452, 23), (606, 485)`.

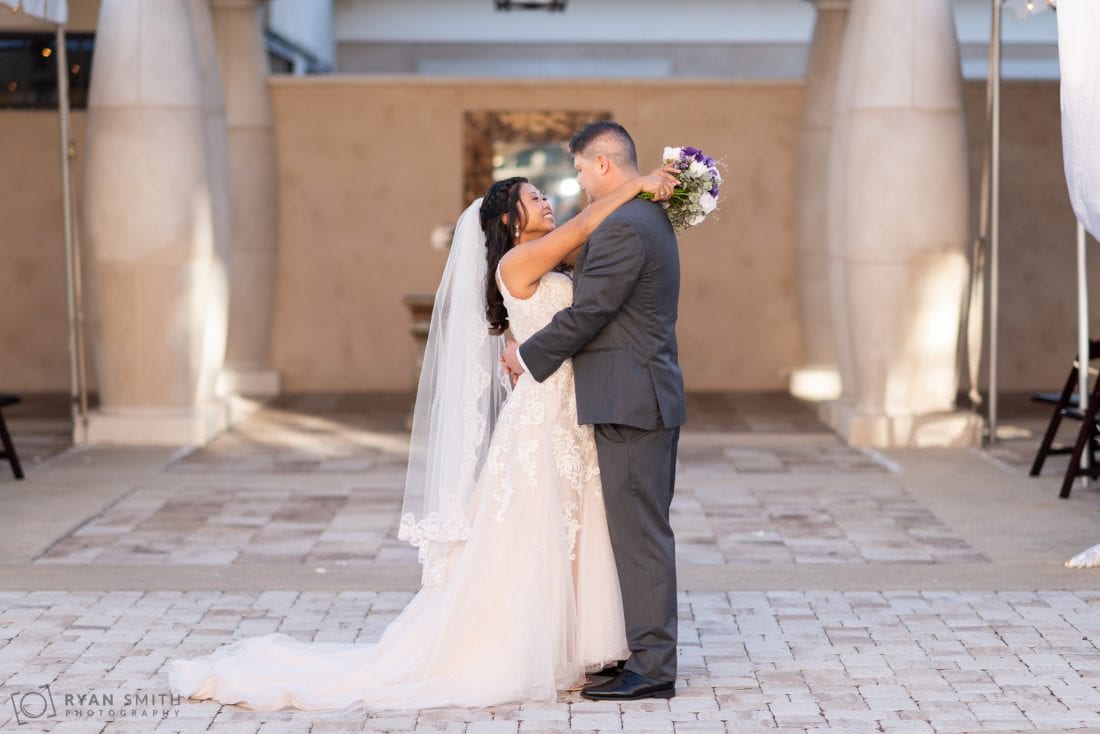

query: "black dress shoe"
(580, 670), (675, 701)
(586, 660), (625, 679)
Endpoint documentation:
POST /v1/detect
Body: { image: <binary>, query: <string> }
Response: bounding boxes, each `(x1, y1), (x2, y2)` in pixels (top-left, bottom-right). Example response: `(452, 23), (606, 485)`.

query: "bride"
(166, 166), (678, 712)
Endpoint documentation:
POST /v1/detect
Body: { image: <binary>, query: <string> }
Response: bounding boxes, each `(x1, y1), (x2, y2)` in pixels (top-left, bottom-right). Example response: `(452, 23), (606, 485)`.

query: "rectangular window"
(0, 32), (95, 110)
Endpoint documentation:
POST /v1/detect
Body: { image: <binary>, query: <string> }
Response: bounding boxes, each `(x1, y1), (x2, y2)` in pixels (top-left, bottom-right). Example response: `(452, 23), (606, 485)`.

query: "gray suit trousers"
(594, 422), (680, 682)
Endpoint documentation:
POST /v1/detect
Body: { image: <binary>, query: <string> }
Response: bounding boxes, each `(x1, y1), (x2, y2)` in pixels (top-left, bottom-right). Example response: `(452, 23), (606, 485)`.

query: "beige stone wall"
(0, 112), (92, 392)
(0, 1), (100, 390)
(0, 77), (1091, 394)
(963, 82), (1100, 391)
(268, 76), (803, 392)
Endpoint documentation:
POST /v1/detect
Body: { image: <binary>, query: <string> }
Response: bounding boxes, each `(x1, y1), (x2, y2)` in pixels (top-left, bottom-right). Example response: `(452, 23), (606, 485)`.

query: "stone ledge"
(824, 403), (985, 448)
(80, 405), (229, 447)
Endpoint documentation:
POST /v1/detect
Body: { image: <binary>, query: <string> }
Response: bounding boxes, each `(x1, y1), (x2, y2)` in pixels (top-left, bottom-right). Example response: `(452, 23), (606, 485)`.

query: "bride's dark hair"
(480, 177), (528, 336)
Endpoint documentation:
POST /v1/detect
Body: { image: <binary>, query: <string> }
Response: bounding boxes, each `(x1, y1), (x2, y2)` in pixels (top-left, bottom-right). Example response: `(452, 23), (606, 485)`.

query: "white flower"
(699, 192), (717, 214)
(688, 159), (709, 177)
(663, 146), (682, 163)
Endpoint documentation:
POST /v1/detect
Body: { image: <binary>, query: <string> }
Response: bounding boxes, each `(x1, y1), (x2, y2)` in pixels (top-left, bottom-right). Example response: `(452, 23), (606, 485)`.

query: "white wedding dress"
(166, 270), (628, 712)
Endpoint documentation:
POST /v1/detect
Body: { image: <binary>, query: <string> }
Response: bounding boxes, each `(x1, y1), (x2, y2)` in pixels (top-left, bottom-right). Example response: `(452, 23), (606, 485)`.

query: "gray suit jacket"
(519, 198), (687, 430)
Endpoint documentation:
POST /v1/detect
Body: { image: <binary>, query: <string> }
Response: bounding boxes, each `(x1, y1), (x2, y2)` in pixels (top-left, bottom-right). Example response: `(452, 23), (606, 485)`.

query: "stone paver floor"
(36, 447), (982, 568)
(2, 393), (1100, 733)
(2, 590), (1100, 733)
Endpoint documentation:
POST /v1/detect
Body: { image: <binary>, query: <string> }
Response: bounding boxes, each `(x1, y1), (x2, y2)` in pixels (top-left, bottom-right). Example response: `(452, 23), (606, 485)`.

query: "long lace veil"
(399, 198), (510, 586)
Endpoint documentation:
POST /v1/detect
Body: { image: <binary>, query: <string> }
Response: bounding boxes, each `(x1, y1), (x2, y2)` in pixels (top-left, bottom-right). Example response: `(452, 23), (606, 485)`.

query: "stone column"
(824, 0), (982, 447)
(790, 0), (849, 403)
(190, 0), (232, 405)
(82, 0), (227, 445)
(212, 0), (282, 396)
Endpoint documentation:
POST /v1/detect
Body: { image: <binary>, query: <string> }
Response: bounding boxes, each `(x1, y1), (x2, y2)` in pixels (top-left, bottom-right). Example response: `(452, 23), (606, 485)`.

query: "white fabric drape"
(1057, 0), (1100, 569)
(0, 0), (68, 24)
(1058, 0), (1100, 239)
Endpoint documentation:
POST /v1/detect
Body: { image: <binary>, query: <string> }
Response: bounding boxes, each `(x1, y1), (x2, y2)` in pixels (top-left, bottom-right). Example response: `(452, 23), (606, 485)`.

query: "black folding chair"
(0, 395), (25, 480)
(1029, 340), (1100, 498)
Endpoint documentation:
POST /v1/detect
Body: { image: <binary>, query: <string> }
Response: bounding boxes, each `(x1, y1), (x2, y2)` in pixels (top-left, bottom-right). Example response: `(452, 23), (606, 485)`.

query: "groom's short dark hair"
(569, 121), (638, 172)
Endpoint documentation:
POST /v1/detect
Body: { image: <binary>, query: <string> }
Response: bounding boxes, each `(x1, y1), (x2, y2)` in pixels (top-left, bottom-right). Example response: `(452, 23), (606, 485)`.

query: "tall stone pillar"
(212, 0), (282, 396)
(190, 0), (232, 405)
(790, 0), (849, 403)
(824, 0), (982, 447)
(82, 0), (228, 444)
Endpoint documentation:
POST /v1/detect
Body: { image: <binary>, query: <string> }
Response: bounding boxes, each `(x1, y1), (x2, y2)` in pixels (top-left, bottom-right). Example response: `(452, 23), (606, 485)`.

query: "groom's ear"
(595, 154), (611, 174)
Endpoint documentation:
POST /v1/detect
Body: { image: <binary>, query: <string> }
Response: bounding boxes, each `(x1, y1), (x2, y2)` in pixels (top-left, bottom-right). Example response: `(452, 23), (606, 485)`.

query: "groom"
(502, 120), (686, 701)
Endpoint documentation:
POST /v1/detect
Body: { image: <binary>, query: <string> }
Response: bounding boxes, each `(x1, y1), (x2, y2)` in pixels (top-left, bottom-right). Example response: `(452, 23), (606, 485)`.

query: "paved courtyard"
(1, 393), (1100, 733)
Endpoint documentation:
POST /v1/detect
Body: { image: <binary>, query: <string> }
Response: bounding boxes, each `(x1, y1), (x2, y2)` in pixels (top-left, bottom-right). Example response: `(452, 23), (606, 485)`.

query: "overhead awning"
(0, 0), (68, 24)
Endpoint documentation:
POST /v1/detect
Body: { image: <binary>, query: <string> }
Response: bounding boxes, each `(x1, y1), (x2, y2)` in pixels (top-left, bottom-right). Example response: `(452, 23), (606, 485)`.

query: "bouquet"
(640, 146), (722, 232)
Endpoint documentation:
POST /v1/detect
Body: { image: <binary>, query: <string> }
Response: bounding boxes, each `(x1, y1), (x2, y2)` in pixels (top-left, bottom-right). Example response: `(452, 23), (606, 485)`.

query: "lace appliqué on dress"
(492, 268), (603, 549)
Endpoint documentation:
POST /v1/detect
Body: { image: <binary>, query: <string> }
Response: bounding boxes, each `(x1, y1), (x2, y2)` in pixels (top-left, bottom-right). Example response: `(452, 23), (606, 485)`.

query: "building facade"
(0, 0), (1083, 448)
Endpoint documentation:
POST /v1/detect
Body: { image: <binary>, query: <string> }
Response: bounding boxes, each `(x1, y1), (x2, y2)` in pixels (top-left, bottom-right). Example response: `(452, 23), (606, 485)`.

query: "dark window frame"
(0, 32), (95, 110)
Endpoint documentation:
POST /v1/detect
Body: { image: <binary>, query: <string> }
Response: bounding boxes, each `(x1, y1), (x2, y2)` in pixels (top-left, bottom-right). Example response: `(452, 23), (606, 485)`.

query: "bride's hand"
(639, 165), (680, 202)
(649, 164), (681, 179)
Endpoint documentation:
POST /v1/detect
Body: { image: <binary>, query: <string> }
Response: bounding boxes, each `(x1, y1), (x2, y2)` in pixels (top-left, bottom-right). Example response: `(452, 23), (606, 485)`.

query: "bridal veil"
(398, 199), (510, 585)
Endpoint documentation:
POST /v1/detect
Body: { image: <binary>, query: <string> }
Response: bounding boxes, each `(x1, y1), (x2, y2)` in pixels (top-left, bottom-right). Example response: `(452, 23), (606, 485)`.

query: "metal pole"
(988, 0), (1002, 443)
(963, 1), (1000, 414)
(54, 26), (88, 443)
(1077, 219), (1090, 479)
(71, 161), (90, 437)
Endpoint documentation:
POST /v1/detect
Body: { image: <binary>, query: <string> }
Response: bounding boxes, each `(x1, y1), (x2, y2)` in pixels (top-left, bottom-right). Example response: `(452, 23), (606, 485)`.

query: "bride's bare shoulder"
(498, 252), (538, 301)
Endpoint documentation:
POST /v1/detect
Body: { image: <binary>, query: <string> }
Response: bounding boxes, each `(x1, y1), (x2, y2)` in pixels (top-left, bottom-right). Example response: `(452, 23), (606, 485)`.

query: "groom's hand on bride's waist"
(501, 341), (526, 385)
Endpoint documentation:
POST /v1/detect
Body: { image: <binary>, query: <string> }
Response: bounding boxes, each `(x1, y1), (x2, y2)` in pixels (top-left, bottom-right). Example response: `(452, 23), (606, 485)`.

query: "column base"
(817, 398), (842, 428)
(81, 404), (228, 446)
(789, 367), (842, 401)
(223, 393), (267, 424)
(218, 367), (281, 397)
(823, 402), (984, 448)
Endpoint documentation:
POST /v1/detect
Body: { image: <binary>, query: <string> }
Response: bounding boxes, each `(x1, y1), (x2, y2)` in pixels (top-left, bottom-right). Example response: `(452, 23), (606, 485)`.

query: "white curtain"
(0, 0), (68, 24)
(1058, 0), (1100, 569)
(1058, 0), (1100, 239)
